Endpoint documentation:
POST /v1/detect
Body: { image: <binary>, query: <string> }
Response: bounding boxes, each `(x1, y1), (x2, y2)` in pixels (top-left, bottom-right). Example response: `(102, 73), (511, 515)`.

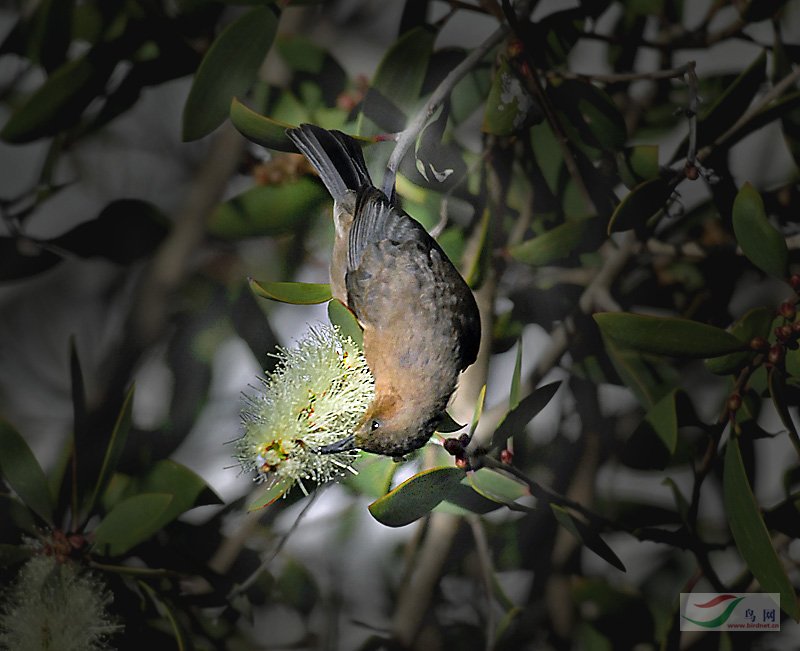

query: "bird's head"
(317, 393), (440, 459)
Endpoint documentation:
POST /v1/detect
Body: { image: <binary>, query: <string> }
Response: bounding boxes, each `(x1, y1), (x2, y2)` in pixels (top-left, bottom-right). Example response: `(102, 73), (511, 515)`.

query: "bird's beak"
(316, 435), (356, 454)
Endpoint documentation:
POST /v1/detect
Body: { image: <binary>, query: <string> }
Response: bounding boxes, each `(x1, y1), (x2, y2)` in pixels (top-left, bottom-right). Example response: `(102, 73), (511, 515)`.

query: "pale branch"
(468, 516), (497, 651)
(381, 24), (508, 196)
(548, 60), (696, 85)
(698, 63), (800, 160)
(390, 513), (462, 645)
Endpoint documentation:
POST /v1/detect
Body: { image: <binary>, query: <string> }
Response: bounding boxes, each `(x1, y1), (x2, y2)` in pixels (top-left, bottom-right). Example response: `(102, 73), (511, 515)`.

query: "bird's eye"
(370, 419), (381, 431)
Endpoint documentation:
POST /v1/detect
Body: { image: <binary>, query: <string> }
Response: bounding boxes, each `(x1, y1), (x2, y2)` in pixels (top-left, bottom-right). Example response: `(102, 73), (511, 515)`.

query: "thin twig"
(382, 25), (508, 195)
(549, 61), (696, 85)
(229, 490), (322, 598)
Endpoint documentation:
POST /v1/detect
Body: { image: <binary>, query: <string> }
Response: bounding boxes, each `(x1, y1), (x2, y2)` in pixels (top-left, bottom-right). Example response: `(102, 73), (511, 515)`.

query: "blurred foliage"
(2, 0), (800, 649)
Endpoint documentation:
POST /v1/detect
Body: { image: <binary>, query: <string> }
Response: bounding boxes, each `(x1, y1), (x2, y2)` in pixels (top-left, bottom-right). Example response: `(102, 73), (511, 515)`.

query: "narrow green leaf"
(84, 385), (134, 520)
(368, 466), (464, 527)
(140, 582), (188, 651)
(551, 504), (626, 571)
(607, 177), (672, 234)
(509, 339), (523, 411)
(469, 385), (487, 438)
(732, 182), (788, 279)
(248, 279), (332, 304)
(92, 493), (173, 556)
(466, 468), (530, 506)
(328, 299), (363, 347)
(491, 381), (561, 449)
(0, 420), (54, 524)
(509, 219), (589, 266)
(594, 313), (745, 358)
(724, 438), (800, 620)
(248, 479), (292, 511)
(208, 177), (327, 239)
(182, 5), (280, 141)
(230, 98), (297, 152)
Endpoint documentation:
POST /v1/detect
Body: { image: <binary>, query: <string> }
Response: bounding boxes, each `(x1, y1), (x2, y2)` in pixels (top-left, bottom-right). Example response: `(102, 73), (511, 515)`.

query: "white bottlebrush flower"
(0, 555), (120, 651)
(236, 324), (374, 495)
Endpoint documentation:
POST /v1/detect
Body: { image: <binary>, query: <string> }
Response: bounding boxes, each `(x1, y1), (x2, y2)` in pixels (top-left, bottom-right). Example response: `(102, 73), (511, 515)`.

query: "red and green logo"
(682, 594), (744, 628)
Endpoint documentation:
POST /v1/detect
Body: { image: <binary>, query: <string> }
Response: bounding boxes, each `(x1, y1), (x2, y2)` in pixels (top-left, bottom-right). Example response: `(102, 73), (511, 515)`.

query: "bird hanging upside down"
(286, 124), (481, 458)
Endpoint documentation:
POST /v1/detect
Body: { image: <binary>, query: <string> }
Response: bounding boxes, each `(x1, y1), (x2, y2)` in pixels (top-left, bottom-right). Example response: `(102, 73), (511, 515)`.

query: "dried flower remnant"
(0, 555), (120, 651)
(236, 325), (374, 495)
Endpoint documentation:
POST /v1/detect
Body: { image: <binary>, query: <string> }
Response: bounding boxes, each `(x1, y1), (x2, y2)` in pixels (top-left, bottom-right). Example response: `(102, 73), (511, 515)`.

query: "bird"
(285, 124), (481, 458)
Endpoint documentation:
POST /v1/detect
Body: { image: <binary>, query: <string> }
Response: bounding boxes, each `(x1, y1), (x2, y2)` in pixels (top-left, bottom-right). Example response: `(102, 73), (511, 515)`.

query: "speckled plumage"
(286, 124), (481, 457)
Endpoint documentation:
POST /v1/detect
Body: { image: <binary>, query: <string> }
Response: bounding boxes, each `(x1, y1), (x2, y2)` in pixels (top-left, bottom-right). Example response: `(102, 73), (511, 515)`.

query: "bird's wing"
(347, 187), (426, 271)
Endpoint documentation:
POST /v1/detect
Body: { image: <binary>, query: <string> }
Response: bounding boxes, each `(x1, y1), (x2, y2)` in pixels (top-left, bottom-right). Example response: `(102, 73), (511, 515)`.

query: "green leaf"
(466, 468), (530, 507)
(621, 389), (682, 470)
(84, 386), (134, 520)
(358, 25), (436, 134)
(640, 389), (679, 454)
(491, 381), (561, 449)
(248, 279), (332, 304)
(550, 80), (627, 152)
(436, 411), (465, 433)
(368, 466), (464, 527)
(617, 145), (659, 188)
(732, 182), (788, 279)
(705, 306), (773, 375)
(724, 437), (800, 620)
(551, 504), (626, 571)
(328, 299), (363, 347)
(739, 0), (789, 21)
(594, 313), (745, 358)
(607, 177), (672, 234)
(345, 456), (396, 499)
(1, 55), (106, 143)
(182, 5), (280, 141)
(436, 482), (503, 515)
(0, 420), (54, 524)
(509, 219), (590, 266)
(483, 57), (536, 136)
(133, 460), (221, 523)
(92, 493), (173, 556)
(208, 177), (328, 239)
(767, 367), (800, 446)
(230, 98), (297, 152)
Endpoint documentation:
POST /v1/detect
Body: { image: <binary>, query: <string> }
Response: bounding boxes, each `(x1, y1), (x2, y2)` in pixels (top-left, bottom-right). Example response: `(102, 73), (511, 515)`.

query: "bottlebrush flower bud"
(0, 555), (120, 651)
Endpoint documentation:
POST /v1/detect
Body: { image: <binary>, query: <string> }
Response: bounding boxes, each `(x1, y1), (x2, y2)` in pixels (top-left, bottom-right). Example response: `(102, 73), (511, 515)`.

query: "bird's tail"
(286, 124), (372, 202)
